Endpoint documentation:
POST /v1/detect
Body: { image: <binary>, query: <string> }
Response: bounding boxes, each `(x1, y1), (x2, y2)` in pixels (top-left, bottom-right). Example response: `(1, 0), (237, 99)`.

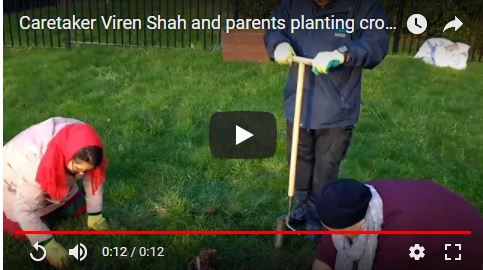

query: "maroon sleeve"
(316, 235), (337, 268)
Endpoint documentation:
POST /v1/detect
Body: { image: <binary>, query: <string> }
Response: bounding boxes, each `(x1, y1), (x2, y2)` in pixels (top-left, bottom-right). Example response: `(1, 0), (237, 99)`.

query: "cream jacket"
(3, 117), (103, 244)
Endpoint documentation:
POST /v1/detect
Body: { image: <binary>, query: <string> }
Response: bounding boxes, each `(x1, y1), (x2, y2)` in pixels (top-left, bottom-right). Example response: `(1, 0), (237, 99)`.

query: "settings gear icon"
(409, 244), (425, 260)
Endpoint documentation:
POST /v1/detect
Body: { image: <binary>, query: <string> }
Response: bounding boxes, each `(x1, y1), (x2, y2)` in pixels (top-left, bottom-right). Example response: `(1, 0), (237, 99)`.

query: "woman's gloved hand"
(274, 42), (295, 65)
(87, 213), (109, 230)
(312, 50), (345, 75)
(44, 238), (71, 269)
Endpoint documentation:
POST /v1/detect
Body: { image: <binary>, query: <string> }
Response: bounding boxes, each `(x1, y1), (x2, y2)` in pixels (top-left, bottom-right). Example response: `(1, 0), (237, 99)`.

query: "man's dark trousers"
(287, 122), (354, 228)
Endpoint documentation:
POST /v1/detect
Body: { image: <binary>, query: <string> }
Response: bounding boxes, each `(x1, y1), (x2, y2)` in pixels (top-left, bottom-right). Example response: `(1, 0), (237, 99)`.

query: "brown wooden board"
(222, 30), (270, 62)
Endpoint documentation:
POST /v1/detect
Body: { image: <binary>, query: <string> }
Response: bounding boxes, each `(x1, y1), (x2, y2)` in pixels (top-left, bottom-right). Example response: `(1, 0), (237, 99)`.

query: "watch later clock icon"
(407, 14), (427, 34)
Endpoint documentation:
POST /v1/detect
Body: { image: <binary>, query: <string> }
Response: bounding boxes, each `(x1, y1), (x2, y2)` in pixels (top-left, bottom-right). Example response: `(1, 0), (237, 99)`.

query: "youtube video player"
(2, 0), (482, 269)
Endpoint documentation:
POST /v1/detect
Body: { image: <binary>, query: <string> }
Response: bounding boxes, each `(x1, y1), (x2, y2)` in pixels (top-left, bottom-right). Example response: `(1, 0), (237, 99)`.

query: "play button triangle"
(236, 125), (254, 145)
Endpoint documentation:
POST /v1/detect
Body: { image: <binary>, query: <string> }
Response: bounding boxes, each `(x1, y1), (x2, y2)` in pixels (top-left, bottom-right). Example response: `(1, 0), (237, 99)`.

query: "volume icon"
(69, 243), (88, 261)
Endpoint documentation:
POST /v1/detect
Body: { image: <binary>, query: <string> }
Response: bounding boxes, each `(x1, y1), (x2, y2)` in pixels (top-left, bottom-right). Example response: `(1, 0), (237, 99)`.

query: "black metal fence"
(382, 0), (482, 62)
(3, 0), (482, 61)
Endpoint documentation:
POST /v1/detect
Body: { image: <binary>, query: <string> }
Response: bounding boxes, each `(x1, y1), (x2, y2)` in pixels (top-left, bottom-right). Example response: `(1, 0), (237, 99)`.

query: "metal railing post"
(392, 0), (406, 54)
(64, 0), (71, 48)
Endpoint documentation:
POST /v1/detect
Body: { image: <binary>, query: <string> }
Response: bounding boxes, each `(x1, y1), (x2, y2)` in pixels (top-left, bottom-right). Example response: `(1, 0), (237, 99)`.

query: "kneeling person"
(3, 117), (110, 269)
(312, 179), (483, 270)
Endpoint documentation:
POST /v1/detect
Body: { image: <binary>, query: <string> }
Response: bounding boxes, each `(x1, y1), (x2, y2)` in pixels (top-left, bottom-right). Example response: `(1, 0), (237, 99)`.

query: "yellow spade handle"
(292, 56), (313, 66)
(288, 56), (313, 197)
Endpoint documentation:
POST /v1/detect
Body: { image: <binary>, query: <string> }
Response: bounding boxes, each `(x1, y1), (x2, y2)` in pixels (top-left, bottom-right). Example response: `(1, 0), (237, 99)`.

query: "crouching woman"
(3, 117), (110, 269)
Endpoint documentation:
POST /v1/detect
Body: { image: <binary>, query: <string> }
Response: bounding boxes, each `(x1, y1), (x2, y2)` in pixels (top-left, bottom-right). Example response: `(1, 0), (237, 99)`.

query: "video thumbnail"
(2, 0), (482, 269)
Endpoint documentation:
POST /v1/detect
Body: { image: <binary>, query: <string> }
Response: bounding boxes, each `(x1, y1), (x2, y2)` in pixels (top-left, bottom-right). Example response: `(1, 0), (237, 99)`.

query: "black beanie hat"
(314, 179), (372, 229)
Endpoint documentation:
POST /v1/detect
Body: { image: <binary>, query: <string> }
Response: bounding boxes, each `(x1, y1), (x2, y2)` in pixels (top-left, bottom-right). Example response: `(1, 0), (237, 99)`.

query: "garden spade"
(275, 56), (314, 249)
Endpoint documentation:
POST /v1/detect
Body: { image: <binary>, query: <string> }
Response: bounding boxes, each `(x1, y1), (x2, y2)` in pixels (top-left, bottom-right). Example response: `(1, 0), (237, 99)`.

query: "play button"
(209, 111), (277, 159)
(235, 125), (253, 145)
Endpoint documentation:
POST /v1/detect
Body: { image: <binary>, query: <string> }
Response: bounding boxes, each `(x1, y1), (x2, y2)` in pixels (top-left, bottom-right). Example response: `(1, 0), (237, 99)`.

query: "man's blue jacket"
(265, 0), (390, 129)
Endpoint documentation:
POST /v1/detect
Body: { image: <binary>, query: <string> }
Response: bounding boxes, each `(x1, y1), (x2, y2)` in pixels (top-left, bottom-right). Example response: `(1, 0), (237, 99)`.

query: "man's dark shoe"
(304, 219), (323, 242)
(288, 199), (310, 229)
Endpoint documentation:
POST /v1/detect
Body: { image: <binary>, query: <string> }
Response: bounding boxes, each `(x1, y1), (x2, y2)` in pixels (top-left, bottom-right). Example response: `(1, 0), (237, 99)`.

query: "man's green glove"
(312, 50), (345, 75)
(87, 213), (109, 230)
(44, 239), (71, 269)
(274, 42), (295, 65)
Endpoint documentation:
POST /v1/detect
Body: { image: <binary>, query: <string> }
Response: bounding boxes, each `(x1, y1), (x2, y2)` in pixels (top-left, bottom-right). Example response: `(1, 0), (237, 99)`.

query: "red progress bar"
(15, 230), (472, 235)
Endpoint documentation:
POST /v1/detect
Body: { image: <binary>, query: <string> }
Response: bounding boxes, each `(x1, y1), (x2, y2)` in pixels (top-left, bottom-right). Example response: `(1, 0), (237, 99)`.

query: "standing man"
(265, 0), (390, 231)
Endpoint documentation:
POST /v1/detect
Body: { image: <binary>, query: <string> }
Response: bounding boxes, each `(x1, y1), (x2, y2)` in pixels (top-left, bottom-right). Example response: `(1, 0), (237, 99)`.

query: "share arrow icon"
(443, 16), (463, 32)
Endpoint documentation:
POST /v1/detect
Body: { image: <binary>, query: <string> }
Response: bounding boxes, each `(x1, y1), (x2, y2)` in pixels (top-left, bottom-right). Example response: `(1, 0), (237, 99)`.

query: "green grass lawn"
(3, 46), (483, 269)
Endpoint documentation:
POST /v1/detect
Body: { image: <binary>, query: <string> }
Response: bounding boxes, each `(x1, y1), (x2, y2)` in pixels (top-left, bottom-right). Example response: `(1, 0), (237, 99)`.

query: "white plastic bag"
(414, 38), (470, 70)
